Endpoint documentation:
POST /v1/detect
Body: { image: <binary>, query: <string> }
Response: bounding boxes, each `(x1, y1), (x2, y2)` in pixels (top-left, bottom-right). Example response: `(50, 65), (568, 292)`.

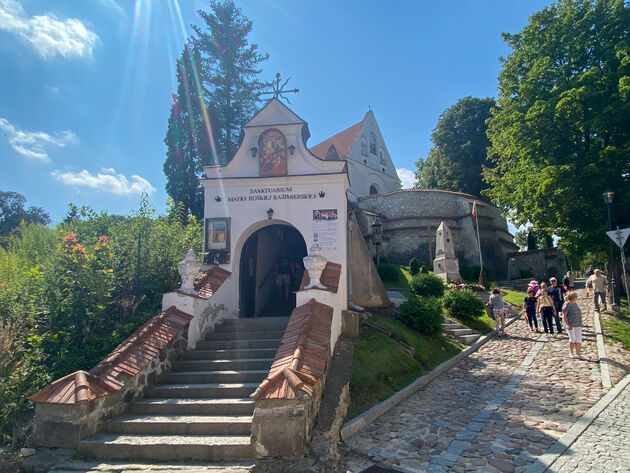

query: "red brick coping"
(299, 262), (341, 293)
(251, 298), (333, 400)
(30, 306), (192, 404)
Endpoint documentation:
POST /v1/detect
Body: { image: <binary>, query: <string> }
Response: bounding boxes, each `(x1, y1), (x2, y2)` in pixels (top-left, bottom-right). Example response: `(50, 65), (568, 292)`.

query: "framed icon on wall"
(204, 217), (231, 264)
(258, 128), (287, 177)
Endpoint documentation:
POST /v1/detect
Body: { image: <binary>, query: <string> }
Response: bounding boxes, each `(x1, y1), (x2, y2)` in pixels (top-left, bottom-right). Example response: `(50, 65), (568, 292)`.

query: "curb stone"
(524, 372), (630, 473)
(592, 310), (612, 389)
(340, 314), (522, 441)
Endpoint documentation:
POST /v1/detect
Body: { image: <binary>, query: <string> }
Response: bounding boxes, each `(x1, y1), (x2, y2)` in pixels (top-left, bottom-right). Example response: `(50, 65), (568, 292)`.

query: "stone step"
(129, 398), (255, 416)
(206, 330), (286, 341)
(161, 370), (268, 384)
(173, 358), (274, 372)
(184, 348), (279, 360)
(459, 334), (481, 344)
(105, 414), (252, 435)
(79, 434), (255, 461)
(443, 327), (477, 336)
(148, 383), (260, 399)
(216, 317), (289, 332)
(196, 339), (282, 350)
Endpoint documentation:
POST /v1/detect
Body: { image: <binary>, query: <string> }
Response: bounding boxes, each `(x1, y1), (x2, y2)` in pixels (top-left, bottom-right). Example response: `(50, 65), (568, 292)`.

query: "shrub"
(460, 263), (481, 282)
(410, 273), (445, 298)
(444, 289), (485, 320)
(420, 265), (429, 274)
(376, 263), (400, 282)
(520, 269), (533, 278)
(372, 256), (389, 264)
(409, 257), (420, 276)
(397, 296), (443, 335)
(478, 269), (489, 290)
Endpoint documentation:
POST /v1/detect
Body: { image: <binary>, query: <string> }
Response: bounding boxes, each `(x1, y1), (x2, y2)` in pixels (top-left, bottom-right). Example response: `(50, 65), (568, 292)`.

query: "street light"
(603, 188), (620, 311)
(372, 217), (383, 265)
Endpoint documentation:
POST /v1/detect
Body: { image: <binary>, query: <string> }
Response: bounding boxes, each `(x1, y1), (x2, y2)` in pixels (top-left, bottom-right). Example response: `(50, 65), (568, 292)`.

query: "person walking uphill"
(547, 277), (565, 334)
(562, 291), (583, 359)
(523, 289), (539, 332)
(489, 287), (508, 336)
(537, 285), (556, 335)
(586, 269), (608, 312)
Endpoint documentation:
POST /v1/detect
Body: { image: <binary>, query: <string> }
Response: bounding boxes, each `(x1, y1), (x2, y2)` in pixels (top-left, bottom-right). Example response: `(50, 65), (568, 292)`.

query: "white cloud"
(0, 117), (76, 161)
(51, 168), (156, 195)
(396, 168), (416, 189)
(0, 0), (98, 59)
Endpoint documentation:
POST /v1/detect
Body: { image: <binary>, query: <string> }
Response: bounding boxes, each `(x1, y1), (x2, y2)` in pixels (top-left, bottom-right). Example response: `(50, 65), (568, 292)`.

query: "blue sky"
(0, 0), (552, 223)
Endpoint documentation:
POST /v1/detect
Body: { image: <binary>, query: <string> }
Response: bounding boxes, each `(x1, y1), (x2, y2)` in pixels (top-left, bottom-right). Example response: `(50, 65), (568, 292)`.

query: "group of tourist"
(482, 267), (612, 360)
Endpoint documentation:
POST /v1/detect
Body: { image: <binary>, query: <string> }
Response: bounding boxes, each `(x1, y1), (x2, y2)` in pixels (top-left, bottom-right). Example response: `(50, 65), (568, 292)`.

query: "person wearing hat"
(547, 277), (565, 334)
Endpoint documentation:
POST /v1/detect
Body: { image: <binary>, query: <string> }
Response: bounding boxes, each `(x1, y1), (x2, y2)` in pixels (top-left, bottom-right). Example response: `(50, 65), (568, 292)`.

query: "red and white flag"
(472, 202), (477, 217)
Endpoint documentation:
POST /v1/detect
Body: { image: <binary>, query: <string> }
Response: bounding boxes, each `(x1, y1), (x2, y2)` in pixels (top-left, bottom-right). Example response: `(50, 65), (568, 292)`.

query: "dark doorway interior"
(239, 224), (307, 318)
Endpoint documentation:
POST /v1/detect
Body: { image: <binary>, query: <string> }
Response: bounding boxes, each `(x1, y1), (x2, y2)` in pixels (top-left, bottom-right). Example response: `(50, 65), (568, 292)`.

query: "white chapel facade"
(199, 98), (349, 329)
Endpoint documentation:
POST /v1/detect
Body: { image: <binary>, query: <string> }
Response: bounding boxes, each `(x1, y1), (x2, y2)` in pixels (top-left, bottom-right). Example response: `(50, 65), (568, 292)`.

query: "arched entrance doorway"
(239, 224), (307, 318)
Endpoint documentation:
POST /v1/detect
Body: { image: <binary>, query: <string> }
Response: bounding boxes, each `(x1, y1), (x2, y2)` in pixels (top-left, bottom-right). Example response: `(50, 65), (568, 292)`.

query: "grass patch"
(601, 307), (630, 350)
(348, 314), (464, 419)
(449, 312), (495, 334)
(502, 289), (528, 307)
(381, 265), (412, 290)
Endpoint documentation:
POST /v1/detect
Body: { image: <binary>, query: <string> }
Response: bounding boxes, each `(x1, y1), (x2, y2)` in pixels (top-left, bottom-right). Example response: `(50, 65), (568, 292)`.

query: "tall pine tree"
(164, 1), (268, 218)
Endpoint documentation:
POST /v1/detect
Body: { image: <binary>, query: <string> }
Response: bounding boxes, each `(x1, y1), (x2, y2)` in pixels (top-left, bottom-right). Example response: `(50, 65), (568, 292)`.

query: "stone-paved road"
(549, 376), (630, 473)
(342, 291), (608, 473)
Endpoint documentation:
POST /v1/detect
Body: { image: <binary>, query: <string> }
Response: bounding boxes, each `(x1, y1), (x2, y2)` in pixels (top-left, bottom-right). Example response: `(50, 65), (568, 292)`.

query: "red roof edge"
(30, 306), (193, 405)
(299, 262), (341, 293)
(252, 298), (333, 401)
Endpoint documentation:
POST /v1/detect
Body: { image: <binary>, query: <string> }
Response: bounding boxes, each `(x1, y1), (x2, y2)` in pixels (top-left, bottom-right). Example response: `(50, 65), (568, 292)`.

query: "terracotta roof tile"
(309, 113), (368, 159)
(299, 262), (341, 293)
(30, 306), (192, 404)
(251, 299), (333, 401)
(193, 265), (231, 299)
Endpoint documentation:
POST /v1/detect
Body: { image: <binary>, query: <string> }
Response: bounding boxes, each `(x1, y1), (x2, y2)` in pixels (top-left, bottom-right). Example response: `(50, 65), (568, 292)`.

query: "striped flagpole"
(473, 202), (483, 271)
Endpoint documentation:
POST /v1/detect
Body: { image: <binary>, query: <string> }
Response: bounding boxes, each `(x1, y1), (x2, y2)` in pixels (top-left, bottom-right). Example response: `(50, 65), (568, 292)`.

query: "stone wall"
(356, 189), (518, 280)
(30, 313), (190, 448)
(508, 248), (568, 282)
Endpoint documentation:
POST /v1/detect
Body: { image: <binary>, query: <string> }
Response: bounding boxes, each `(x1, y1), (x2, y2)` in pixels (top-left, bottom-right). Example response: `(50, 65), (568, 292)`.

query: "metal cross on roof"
(260, 73), (299, 104)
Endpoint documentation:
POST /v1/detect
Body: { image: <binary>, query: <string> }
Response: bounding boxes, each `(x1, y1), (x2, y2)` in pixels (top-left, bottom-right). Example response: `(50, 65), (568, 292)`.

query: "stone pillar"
(433, 221), (462, 282)
(177, 249), (201, 295)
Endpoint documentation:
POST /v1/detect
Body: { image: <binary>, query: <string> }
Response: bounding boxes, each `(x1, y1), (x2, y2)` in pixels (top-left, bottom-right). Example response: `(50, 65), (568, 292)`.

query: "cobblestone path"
(549, 377), (630, 473)
(342, 291), (607, 473)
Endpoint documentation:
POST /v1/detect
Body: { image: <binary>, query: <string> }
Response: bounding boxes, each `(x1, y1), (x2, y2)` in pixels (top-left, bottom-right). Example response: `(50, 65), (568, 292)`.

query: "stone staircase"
(442, 318), (481, 345)
(79, 316), (289, 461)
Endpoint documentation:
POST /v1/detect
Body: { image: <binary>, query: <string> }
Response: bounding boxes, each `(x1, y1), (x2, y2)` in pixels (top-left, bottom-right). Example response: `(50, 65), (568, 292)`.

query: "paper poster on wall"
(313, 209), (338, 249)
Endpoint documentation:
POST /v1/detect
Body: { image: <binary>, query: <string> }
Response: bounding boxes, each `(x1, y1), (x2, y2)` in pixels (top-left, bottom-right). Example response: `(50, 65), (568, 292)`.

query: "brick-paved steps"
(79, 316), (289, 461)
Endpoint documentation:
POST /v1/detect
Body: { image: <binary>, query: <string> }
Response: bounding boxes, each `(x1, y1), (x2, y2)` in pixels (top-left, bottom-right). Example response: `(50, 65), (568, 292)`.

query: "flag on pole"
(472, 202), (477, 217)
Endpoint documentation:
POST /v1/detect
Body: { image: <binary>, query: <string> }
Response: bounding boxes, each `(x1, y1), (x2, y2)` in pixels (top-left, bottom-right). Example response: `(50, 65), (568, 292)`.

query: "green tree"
(0, 191), (50, 238)
(164, 1), (268, 218)
(484, 0), (630, 258)
(415, 96), (496, 197)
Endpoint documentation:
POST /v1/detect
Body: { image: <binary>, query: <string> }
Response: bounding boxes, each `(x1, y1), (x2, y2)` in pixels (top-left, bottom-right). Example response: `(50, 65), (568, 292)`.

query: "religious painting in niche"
(258, 128), (287, 176)
(361, 136), (368, 156)
(204, 217), (231, 264)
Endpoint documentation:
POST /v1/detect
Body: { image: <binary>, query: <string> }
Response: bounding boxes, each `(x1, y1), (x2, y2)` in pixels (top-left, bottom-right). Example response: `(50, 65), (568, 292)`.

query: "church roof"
(309, 112), (370, 160)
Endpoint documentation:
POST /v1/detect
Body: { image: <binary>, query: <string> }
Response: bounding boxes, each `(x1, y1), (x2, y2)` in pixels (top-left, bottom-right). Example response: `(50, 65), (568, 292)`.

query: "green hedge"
(410, 273), (445, 298)
(397, 295), (444, 336)
(444, 289), (485, 320)
(376, 263), (400, 282)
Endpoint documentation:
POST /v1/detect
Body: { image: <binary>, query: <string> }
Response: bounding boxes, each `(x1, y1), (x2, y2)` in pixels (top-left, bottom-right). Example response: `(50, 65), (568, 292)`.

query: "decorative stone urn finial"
(303, 243), (327, 290)
(178, 249), (201, 295)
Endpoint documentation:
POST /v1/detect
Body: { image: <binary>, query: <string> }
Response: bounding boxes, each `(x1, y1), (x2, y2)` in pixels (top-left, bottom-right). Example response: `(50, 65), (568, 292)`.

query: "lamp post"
(603, 189), (620, 311)
(372, 217), (383, 265)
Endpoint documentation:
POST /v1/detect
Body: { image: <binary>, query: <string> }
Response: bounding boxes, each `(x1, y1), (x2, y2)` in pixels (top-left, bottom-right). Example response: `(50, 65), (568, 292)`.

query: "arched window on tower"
(369, 132), (376, 155)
